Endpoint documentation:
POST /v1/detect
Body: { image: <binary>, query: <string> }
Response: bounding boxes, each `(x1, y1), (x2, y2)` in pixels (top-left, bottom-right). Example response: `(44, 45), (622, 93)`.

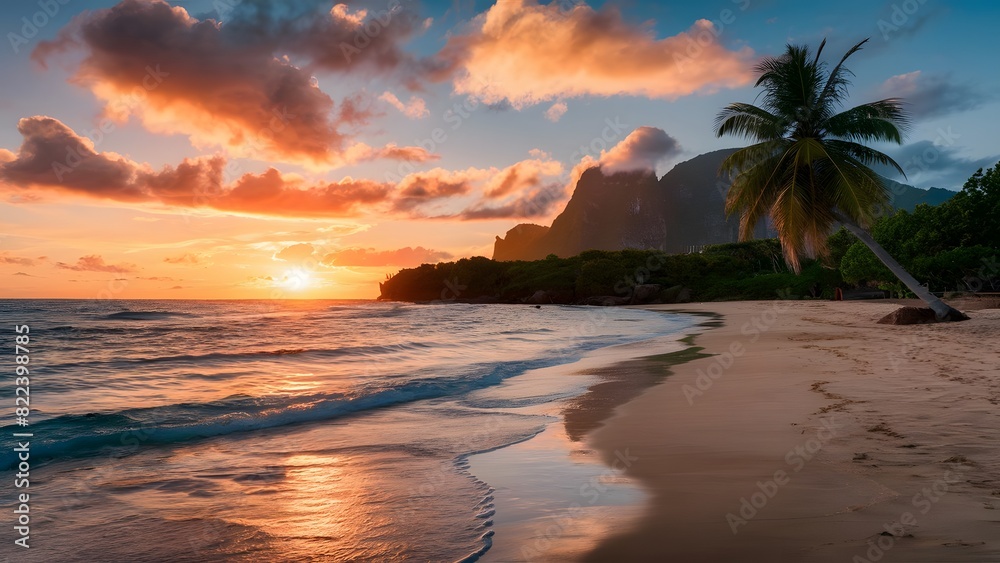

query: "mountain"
(883, 178), (955, 210)
(493, 149), (954, 261)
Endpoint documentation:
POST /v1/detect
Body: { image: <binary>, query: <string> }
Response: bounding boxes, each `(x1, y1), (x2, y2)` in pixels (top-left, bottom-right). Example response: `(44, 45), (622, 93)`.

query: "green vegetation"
(715, 37), (965, 319)
(379, 239), (840, 303)
(838, 163), (1000, 295)
(380, 163), (999, 304)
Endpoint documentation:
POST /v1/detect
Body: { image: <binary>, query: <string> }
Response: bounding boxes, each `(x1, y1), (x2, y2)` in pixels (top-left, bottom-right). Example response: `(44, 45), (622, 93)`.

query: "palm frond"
(715, 37), (912, 270)
(714, 103), (785, 141)
(718, 139), (789, 177)
(824, 99), (910, 144)
(817, 38), (868, 109)
(813, 142), (890, 227)
(825, 139), (905, 177)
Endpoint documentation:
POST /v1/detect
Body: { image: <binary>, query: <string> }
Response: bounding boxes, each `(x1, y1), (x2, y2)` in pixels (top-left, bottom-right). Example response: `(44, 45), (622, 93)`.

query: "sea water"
(0, 299), (694, 562)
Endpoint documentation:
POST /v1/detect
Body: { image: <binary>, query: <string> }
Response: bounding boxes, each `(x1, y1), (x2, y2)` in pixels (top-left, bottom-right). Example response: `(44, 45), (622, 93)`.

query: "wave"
(326, 303), (414, 319)
(42, 324), (222, 336)
(102, 311), (199, 321)
(42, 342), (436, 373)
(0, 359), (540, 469)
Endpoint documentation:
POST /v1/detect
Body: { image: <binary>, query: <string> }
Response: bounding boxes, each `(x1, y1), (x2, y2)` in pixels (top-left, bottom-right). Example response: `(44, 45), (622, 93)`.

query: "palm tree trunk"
(834, 213), (967, 321)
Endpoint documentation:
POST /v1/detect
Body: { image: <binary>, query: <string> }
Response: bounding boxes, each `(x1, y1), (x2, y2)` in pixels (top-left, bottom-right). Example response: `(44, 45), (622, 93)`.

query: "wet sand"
(582, 300), (1000, 562)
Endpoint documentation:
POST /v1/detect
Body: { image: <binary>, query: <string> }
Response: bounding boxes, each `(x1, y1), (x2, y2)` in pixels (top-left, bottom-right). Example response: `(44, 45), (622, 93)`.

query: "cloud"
(0, 252), (36, 266)
(1, 117), (147, 201)
(32, 0), (432, 168)
(379, 91), (430, 119)
(878, 71), (993, 119)
(56, 255), (137, 273)
(455, 156), (567, 220)
(12, 272), (34, 276)
(483, 157), (564, 199)
(458, 182), (566, 220)
(164, 253), (206, 265)
(275, 243), (316, 262)
(882, 140), (1000, 189)
(0, 116), (570, 221)
(317, 223), (370, 236)
(372, 144), (437, 162)
(217, 1), (430, 74)
(218, 168), (392, 216)
(392, 167), (487, 212)
(544, 101), (568, 122)
(241, 275), (275, 288)
(394, 156), (568, 220)
(321, 246), (452, 267)
(436, 0), (755, 108)
(0, 116), (395, 217)
(598, 127), (682, 174)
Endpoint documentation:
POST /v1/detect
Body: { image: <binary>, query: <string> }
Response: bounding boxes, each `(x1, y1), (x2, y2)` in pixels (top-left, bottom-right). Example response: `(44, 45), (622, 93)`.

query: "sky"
(1, 0), (998, 299)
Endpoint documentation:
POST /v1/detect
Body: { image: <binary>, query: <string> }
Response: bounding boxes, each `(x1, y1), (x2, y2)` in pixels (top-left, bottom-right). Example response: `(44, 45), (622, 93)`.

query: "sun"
(280, 268), (312, 291)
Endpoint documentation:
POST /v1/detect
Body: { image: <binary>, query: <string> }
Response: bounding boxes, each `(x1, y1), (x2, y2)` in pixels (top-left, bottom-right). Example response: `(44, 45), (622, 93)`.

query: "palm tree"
(715, 38), (966, 321)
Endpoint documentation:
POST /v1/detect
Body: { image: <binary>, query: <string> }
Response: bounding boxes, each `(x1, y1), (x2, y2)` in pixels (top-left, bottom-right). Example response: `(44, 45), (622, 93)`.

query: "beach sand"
(578, 300), (1000, 562)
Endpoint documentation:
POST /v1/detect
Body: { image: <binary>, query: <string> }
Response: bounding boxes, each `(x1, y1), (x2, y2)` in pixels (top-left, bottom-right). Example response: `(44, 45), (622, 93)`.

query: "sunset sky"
(2, 0), (998, 298)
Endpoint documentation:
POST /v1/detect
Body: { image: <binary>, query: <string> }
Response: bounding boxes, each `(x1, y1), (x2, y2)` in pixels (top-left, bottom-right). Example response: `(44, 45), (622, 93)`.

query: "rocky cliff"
(493, 149), (953, 261)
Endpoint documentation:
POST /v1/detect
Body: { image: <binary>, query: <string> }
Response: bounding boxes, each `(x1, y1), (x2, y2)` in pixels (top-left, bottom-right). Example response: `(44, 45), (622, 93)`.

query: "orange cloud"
(32, 0), (432, 168)
(321, 246), (452, 267)
(439, 0), (755, 108)
(483, 157), (564, 199)
(0, 116), (394, 217)
(0, 116), (571, 221)
(218, 168), (392, 216)
(274, 243), (316, 262)
(163, 253), (206, 265)
(392, 155), (568, 219)
(56, 255), (137, 273)
(0, 252), (37, 266)
(379, 91), (430, 119)
(544, 101), (568, 122)
(392, 167), (488, 212)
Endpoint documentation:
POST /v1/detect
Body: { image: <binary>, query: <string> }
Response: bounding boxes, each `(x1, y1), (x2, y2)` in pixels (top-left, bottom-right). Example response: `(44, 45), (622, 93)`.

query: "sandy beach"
(578, 300), (1000, 562)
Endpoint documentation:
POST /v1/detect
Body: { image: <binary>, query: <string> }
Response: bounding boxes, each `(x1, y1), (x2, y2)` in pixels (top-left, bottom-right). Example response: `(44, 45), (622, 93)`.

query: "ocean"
(0, 299), (695, 562)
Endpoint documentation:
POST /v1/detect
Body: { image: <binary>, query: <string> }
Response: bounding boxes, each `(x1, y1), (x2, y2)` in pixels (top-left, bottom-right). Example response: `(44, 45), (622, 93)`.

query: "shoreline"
(466, 310), (712, 561)
(581, 300), (1000, 561)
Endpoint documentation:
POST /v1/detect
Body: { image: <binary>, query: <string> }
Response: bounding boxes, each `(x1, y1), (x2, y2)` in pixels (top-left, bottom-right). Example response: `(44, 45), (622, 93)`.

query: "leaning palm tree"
(715, 38), (966, 321)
